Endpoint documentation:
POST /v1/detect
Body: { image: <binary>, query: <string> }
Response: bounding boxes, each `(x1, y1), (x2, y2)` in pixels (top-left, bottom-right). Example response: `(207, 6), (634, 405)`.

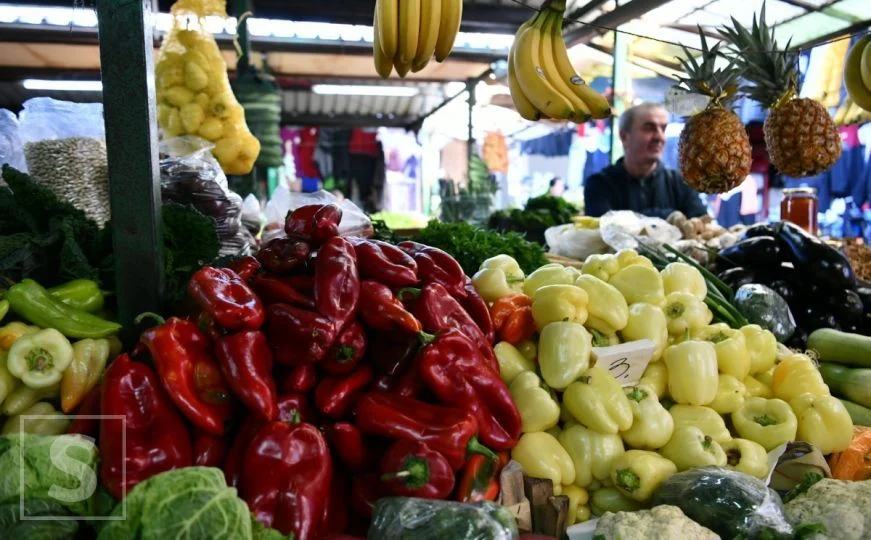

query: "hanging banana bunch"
(509, 1), (611, 121)
(372, 0), (463, 78)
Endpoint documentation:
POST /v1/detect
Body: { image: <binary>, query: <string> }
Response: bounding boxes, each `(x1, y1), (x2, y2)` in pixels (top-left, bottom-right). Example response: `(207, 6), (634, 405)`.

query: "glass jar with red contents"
(781, 187), (818, 234)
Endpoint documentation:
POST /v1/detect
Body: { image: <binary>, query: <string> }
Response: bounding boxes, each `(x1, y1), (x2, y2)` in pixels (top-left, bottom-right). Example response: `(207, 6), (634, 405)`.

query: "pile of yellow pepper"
(472, 250), (855, 524)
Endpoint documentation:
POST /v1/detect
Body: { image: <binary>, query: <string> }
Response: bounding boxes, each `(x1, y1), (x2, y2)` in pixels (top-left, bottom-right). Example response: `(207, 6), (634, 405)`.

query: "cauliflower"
(594, 505), (719, 540)
(785, 479), (871, 540)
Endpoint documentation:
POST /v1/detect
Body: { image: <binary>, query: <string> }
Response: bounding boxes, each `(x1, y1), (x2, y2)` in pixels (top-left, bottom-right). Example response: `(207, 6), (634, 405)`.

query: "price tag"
(591, 340), (656, 387)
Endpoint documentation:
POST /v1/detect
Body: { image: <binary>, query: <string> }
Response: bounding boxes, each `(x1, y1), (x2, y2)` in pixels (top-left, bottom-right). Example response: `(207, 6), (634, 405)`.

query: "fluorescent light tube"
(21, 79), (103, 91)
(311, 84), (418, 97)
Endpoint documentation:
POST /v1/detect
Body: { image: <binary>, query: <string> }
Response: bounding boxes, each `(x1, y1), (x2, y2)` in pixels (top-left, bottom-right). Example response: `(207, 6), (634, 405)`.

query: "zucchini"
(839, 398), (871, 427)
(807, 328), (871, 368)
(818, 362), (871, 409)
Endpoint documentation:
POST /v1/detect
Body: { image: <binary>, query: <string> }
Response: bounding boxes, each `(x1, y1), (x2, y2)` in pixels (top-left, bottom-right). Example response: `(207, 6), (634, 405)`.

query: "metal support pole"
(466, 77), (476, 179)
(97, 0), (164, 341)
(609, 16), (629, 164)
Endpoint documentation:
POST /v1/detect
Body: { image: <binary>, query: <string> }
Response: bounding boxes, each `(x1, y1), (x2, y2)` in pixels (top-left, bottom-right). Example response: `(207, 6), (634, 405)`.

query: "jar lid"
(782, 187), (817, 195)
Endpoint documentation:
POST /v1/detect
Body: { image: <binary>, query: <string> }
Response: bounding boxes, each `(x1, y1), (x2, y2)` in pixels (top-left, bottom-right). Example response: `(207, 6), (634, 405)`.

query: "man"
(584, 103), (707, 219)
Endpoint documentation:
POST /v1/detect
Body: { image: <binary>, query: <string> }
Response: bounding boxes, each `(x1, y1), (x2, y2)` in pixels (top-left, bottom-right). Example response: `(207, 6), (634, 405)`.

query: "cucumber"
(839, 398), (871, 427)
(807, 328), (871, 368)
(818, 362), (871, 408)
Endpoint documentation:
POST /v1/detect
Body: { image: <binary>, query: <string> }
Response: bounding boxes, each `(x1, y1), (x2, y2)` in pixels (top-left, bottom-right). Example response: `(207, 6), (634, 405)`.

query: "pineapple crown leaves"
(675, 27), (742, 107)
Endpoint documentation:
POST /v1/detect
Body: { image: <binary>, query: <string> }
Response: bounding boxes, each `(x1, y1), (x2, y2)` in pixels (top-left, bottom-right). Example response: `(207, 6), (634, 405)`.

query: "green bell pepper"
(6, 279), (121, 339)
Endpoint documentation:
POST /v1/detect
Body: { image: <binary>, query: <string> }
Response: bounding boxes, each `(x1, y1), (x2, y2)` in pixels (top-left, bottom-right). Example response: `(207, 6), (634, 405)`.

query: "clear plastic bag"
(262, 187), (373, 243)
(367, 497), (519, 540)
(0, 109), (26, 178)
(545, 223), (611, 260)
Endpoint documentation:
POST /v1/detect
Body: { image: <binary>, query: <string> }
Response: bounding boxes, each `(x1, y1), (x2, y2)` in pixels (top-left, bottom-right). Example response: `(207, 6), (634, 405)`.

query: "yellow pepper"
(660, 425), (727, 471)
(608, 264), (665, 307)
(789, 393), (853, 454)
(1, 401), (69, 436)
(0, 322), (39, 350)
(709, 374), (748, 415)
(664, 340), (718, 406)
(575, 275), (629, 334)
(732, 397), (798, 451)
(0, 349), (16, 406)
(61, 338), (110, 414)
(563, 367), (633, 434)
(610, 450), (677, 502)
(639, 361), (668, 398)
(669, 404), (731, 444)
(562, 484), (590, 525)
(620, 385), (674, 450)
(621, 303), (669, 361)
(531, 284), (589, 330)
(558, 424), (625, 487)
(722, 438), (770, 479)
(663, 292), (712, 336)
(660, 262), (707, 300)
(512, 431), (575, 486)
(581, 254), (620, 282)
(538, 321), (591, 390)
(523, 264), (578, 297)
(493, 341), (535, 385)
(590, 486), (644, 516)
(516, 339), (537, 362)
(472, 255), (525, 302)
(695, 324), (750, 379)
(740, 324), (777, 375)
(510, 371), (560, 433)
(2, 384), (58, 416)
(743, 374), (773, 398)
(772, 354), (829, 402)
(7, 328), (74, 389)
(615, 249), (655, 270)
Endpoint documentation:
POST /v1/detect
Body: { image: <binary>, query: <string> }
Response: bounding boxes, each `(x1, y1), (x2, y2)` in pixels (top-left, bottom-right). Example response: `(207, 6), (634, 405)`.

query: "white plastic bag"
(262, 188), (372, 243)
(0, 109), (26, 176)
(545, 224), (611, 260)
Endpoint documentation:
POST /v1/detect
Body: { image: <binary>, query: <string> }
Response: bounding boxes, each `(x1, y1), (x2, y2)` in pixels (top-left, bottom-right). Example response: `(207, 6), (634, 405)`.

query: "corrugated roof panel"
(774, 11), (853, 45)
(703, 0), (805, 27)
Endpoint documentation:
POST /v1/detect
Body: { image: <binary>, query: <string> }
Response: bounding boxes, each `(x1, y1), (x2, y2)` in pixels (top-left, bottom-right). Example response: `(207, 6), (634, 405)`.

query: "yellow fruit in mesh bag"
(162, 86), (195, 107)
(184, 49), (210, 72)
(209, 93), (235, 119)
(213, 137), (241, 164)
(225, 136), (260, 175)
(198, 117), (223, 141)
(180, 102), (205, 132)
(195, 93), (210, 110)
(184, 61), (209, 91)
(177, 29), (202, 48)
(166, 108), (184, 137)
(158, 67), (185, 90)
(158, 104), (175, 127)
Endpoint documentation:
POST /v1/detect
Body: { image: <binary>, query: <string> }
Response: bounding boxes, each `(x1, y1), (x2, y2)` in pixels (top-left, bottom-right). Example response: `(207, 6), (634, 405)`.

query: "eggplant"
(794, 303), (840, 332)
(776, 221), (857, 291)
(857, 287), (871, 313)
(717, 236), (782, 271)
(825, 288), (865, 325)
(766, 279), (796, 304)
(785, 326), (809, 349)
(741, 222), (779, 240)
(717, 267), (756, 291)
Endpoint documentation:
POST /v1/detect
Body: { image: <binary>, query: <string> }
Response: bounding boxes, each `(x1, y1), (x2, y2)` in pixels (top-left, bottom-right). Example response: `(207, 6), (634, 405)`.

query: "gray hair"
(619, 102), (666, 134)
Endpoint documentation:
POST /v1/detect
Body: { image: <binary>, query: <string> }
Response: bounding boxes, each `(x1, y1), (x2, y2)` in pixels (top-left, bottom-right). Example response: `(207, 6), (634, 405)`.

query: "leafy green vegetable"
(793, 522), (827, 539)
(414, 220), (549, 275)
(161, 203), (220, 310)
(783, 472), (824, 504)
(488, 195), (579, 243)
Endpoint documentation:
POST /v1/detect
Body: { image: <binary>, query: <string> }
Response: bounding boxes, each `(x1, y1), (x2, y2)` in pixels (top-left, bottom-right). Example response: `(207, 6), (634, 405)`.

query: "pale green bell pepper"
(538, 321), (591, 390)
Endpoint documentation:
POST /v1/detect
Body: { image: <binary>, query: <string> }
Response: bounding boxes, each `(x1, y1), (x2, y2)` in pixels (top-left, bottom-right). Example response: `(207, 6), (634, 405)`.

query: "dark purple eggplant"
(765, 279), (796, 304)
(794, 303), (840, 332)
(717, 236), (782, 271)
(717, 267), (756, 291)
(776, 221), (857, 291)
(825, 288), (865, 325)
(741, 222), (779, 240)
(857, 287), (871, 313)
(785, 326), (809, 349)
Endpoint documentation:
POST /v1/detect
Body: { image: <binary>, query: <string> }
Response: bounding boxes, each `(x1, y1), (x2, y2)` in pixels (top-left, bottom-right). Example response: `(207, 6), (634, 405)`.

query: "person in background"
(583, 102), (707, 219)
(549, 176), (566, 197)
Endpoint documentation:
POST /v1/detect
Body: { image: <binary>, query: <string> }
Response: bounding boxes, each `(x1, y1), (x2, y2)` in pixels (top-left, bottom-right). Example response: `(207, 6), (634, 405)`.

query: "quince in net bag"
(155, 0), (260, 175)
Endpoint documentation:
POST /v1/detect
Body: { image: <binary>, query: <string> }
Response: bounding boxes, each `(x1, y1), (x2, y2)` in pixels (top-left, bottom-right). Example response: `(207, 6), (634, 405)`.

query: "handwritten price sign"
(591, 340), (656, 386)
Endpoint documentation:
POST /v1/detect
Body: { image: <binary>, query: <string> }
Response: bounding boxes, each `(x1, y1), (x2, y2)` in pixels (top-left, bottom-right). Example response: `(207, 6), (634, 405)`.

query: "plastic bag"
(545, 223), (611, 260)
(0, 109), (26, 178)
(367, 497), (519, 540)
(599, 210), (682, 251)
(18, 98), (110, 225)
(155, 0), (259, 175)
(650, 466), (794, 540)
(159, 136), (253, 256)
(262, 187), (373, 243)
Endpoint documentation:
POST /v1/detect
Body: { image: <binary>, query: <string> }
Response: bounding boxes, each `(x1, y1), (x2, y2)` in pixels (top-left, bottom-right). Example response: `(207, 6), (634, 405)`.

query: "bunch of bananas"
(372, 0), (463, 78)
(844, 34), (871, 114)
(509, 3), (611, 122)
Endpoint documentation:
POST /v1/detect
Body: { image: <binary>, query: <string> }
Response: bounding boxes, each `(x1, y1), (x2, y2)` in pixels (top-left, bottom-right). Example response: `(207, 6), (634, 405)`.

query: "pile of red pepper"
(73, 203), (522, 540)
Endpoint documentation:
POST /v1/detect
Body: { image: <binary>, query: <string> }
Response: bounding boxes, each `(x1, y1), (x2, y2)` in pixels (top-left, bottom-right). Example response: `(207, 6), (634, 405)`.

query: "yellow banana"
(413, 0), (441, 72)
(845, 34), (871, 112)
(373, 10), (394, 79)
(397, 0), (420, 74)
(512, 12), (574, 120)
(434, 0), (462, 62)
(548, 9), (611, 119)
(540, 11), (590, 121)
(508, 21), (542, 121)
(376, 0), (399, 60)
(861, 38), (871, 93)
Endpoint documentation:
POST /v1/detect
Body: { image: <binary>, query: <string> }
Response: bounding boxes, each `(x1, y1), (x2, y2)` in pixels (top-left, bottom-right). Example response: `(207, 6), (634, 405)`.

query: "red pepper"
(284, 204), (321, 240)
(138, 314), (234, 435)
(380, 439), (456, 499)
(279, 363), (318, 394)
(418, 329), (522, 451)
(229, 256), (262, 282)
(193, 430), (227, 467)
(397, 240), (467, 298)
(188, 266), (265, 331)
(314, 236), (360, 330)
(490, 294), (536, 344)
(351, 238), (418, 287)
(372, 361), (424, 399)
(321, 320), (366, 375)
(266, 303), (338, 364)
(350, 472), (382, 519)
(223, 420), (263, 488)
(312, 203), (343, 245)
(250, 274), (314, 309)
(257, 237), (312, 275)
(100, 354), (192, 500)
(277, 392), (319, 424)
(358, 280), (422, 333)
(285, 274), (315, 295)
(326, 465), (350, 536)
(458, 277), (496, 345)
(355, 392), (496, 470)
(403, 282), (499, 373)
(65, 383), (101, 438)
(242, 420), (332, 539)
(315, 364), (374, 419)
(455, 453), (505, 502)
(365, 332), (419, 376)
(324, 422), (373, 472)
(215, 330), (278, 421)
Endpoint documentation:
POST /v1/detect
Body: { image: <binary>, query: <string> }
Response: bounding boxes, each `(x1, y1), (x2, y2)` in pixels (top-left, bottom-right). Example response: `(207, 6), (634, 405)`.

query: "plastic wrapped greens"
(367, 497), (519, 540)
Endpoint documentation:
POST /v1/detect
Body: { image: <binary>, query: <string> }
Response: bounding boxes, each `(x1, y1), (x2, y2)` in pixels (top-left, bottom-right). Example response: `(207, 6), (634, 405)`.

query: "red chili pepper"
(418, 329), (522, 451)
(215, 330), (278, 421)
(229, 256), (262, 282)
(284, 275), (315, 295)
(324, 422), (372, 471)
(321, 320), (366, 375)
(223, 420), (263, 488)
(455, 453), (504, 502)
(312, 203), (343, 245)
(350, 472), (382, 519)
(193, 430), (227, 467)
(138, 314), (234, 435)
(65, 383), (101, 438)
(250, 274), (314, 309)
(242, 420), (332, 539)
(325, 465), (350, 536)
(355, 392), (496, 470)
(397, 240), (467, 298)
(374, 361), (424, 399)
(284, 204), (321, 240)
(315, 364), (374, 419)
(358, 281), (422, 333)
(365, 332), (419, 376)
(188, 266), (265, 331)
(458, 277), (496, 345)
(277, 392), (319, 425)
(351, 238), (418, 287)
(380, 439), (456, 499)
(266, 303), (338, 364)
(257, 237), (312, 275)
(100, 354), (192, 500)
(314, 236), (360, 330)
(279, 363), (318, 394)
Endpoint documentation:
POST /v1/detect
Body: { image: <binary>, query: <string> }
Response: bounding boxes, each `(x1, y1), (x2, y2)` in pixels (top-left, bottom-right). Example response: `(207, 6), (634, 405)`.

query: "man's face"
(620, 107), (668, 165)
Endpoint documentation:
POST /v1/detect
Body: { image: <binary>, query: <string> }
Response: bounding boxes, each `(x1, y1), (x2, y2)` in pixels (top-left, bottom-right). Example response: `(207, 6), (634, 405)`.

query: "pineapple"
(676, 30), (752, 194)
(720, 9), (841, 177)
